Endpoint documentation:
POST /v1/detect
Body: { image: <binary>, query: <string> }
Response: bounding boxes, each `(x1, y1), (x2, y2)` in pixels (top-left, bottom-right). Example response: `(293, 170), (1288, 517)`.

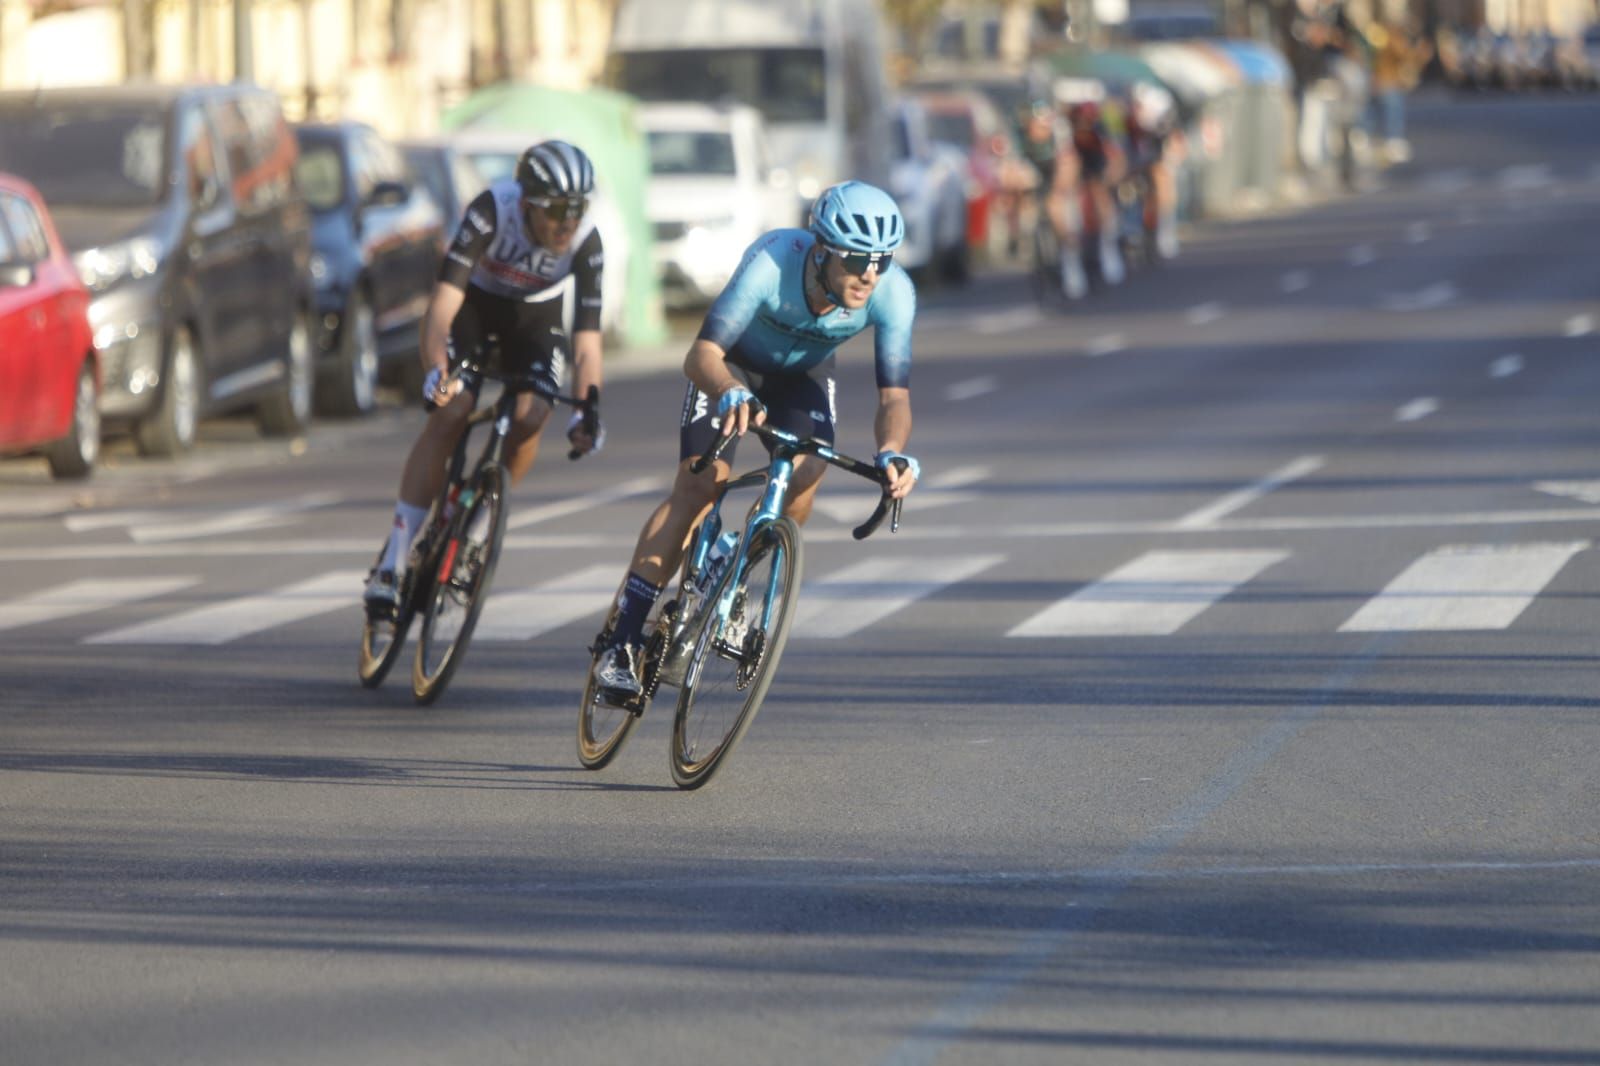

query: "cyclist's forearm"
(420, 282), (466, 371)
(684, 338), (742, 398)
(571, 328), (603, 397)
(874, 387), (913, 454)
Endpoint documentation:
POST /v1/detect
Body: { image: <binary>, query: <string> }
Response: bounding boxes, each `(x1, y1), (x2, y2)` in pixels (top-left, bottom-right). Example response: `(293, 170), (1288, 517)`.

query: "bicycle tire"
(670, 516), (803, 790)
(412, 465), (507, 705)
(576, 638), (646, 769)
(358, 539), (423, 688)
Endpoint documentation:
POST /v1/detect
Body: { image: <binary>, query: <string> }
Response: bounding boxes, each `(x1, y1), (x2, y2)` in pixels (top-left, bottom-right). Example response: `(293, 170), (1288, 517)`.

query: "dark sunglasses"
(824, 246), (893, 277)
(525, 196), (588, 222)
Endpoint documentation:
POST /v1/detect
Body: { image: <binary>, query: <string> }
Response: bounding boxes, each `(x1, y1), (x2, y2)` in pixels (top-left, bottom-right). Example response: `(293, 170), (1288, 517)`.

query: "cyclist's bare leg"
(627, 457), (726, 586)
(779, 455), (828, 525)
(504, 393), (553, 483)
(397, 390), (475, 508)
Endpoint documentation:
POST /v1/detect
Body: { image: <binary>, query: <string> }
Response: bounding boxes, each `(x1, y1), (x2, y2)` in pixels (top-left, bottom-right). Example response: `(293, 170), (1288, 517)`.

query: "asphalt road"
(3, 94), (1598, 1065)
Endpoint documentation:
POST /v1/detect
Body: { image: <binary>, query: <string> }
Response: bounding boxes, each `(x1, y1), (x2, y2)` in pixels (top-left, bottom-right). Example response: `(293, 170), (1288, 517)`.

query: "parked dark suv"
(0, 84), (315, 455)
(294, 121), (443, 414)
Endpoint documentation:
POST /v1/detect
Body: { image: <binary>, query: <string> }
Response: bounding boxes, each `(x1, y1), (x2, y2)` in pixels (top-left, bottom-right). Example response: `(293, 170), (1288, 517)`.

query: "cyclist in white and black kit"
(364, 140), (606, 616)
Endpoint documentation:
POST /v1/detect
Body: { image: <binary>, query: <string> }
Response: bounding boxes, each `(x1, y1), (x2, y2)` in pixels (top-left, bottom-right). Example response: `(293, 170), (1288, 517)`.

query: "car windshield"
(609, 48), (826, 125)
(0, 104), (168, 208)
(294, 141), (345, 213)
(926, 112), (975, 150)
(646, 130), (737, 176)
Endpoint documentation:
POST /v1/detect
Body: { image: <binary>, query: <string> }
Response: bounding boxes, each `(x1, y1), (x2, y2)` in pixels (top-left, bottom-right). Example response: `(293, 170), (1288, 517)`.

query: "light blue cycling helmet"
(809, 181), (904, 254)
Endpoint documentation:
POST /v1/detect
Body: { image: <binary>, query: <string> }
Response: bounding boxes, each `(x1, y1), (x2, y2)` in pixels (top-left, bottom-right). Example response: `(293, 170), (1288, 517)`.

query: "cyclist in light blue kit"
(592, 181), (921, 699)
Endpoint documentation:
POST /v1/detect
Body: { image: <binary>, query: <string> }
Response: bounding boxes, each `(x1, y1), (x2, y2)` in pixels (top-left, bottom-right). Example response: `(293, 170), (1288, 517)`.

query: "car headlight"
(73, 236), (161, 292)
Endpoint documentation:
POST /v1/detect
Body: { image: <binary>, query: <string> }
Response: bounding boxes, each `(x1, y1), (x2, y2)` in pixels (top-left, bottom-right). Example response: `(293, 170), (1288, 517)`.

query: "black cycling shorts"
(679, 358), (837, 465)
(448, 285), (568, 395)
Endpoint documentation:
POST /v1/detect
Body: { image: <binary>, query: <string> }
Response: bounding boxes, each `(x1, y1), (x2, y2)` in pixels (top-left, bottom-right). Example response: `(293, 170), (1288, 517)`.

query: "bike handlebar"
(438, 356), (601, 463)
(689, 413), (904, 540)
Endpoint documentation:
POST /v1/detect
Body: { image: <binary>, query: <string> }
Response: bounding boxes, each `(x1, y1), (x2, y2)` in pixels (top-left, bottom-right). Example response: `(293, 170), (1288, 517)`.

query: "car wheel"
(135, 326), (200, 457)
(260, 310), (313, 436)
(45, 359), (100, 479)
(322, 291), (379, 416)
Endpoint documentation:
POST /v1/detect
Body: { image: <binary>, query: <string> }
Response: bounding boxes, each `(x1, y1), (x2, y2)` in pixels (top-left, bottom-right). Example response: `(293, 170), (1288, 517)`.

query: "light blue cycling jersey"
(697, 228), (917, 389)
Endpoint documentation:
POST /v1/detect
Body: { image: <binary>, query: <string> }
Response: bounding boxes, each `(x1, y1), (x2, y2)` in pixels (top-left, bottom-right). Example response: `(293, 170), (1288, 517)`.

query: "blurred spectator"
(1367, 17), (1432, 162)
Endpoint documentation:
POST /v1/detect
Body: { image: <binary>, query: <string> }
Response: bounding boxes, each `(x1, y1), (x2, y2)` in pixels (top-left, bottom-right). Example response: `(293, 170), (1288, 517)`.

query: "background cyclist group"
(1010, 82), (1184, 301)
(364, 140), (921, 705)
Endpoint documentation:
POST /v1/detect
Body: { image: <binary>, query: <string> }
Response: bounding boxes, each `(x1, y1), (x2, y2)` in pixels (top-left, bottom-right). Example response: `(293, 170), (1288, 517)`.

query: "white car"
(443, 130), (633, 338)
(637, 102), (794, 308)
(888, 97), (971, 282)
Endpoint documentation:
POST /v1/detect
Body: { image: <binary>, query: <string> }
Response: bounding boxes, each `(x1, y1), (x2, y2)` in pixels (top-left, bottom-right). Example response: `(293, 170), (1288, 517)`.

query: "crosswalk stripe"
(791, 555), (1006, 638)
(85, 570), (364, 645)
(0, 577), (199, 634)
(1008, 550), (1290, 637)
(1338, 541), (1588, 632)
(475, 564), (618, 641)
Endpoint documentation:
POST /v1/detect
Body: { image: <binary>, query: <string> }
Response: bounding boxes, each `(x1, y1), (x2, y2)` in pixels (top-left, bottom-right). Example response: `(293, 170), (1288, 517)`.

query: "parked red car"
(0, 173), (97, 478)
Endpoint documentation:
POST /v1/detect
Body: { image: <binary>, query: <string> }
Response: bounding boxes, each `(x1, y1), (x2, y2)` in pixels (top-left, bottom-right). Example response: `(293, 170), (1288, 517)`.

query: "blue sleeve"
(872, 267), (917, 389)
(697, 233), (784, 351)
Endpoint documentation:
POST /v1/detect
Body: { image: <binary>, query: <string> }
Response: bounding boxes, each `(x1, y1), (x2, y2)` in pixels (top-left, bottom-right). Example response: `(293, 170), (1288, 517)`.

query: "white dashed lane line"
(1347, 244), (1378, 266)
(1564, 314), (1594, 338)
(1395, 397), (1440, 423)
(943, 375), (999, 402)
(1404, 221), (1431, 244)
(1489, 354), (1524, 379)
(1184, 302), (1226, 325)
(1279, 270), (1311, 293)
(1084, 333), (1126, 357)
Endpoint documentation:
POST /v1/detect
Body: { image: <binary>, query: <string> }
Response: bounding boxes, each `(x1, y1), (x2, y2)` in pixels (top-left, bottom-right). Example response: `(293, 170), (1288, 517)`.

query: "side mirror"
(0, 262), (36, 287)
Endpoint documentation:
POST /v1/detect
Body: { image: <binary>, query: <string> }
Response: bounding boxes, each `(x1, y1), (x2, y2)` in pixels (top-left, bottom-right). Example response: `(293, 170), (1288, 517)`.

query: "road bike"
(577, 420), (905, 789)
(358, 347), (598, 704)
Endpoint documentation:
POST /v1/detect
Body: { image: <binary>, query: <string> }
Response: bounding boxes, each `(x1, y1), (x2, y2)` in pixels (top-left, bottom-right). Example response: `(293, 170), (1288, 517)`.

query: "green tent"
(441, 82), (666, 348)
(1047, 48), (1170, 92)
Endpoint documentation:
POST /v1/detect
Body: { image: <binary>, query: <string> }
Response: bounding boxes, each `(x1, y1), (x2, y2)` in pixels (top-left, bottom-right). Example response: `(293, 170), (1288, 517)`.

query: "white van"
(606, 0), (894, 225)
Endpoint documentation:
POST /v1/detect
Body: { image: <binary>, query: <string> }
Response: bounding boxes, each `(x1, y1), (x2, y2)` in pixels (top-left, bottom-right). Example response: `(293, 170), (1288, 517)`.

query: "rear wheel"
(136, 326), (200, 457)
(46, 359), (99, 479)
(670, 517), (803, 790)
(259, 310), (313, 436)
(413, 465), (507, 704)
(321, 292), (380, 416)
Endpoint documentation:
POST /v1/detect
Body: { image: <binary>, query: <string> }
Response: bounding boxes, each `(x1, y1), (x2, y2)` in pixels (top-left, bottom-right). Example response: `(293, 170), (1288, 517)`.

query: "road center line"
(1175, 454), (1325, 530)
(1084, 333), (1126, 357)
(1395, 397), (1440, 422)
(1185, 301), (1225, 325)
(1564, 313), (1594, 338)
(1279, 270), (1311, 293)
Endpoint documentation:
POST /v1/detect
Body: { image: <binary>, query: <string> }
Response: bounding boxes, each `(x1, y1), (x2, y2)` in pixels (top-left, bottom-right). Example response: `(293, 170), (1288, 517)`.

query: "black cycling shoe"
(364, 569), (400, 622)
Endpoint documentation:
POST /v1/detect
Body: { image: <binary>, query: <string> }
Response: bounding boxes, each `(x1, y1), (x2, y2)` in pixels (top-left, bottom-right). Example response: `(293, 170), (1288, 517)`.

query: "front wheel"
(412, 465), (507, 704)
(670, 517), (803, 790)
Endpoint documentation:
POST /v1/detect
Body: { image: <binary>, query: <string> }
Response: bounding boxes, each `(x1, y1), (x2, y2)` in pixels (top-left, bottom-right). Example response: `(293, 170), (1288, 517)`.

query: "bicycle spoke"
(414, 469), (506, 704)
(670, 517), (803, 789)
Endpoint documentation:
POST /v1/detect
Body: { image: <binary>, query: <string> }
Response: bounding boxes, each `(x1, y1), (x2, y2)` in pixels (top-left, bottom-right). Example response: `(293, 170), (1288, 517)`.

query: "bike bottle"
(701, 529), (739, 592)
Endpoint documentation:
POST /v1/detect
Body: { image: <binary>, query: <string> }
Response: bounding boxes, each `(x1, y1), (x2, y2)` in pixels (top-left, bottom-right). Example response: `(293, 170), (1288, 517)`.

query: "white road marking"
(1489, 354), (1524, 379)
(1084, 333), (1126, 357)
(810, 465), (988, 523)
(971, 307), (1044, 335)
(1184, 301), (1226, 325)
(505, 476), (664, 531)
(86, 570), (363, 645)
(1339, 541), (1588, 632)
(65, 492), (342, 542)
(0, 577), (198, 634)
(1008, 550), (1289, 637)
(1395, 397), (1440, 422)
(1498, 163), (1553, 190)
(475, 564), (616, 641)
(1175, 455), (1324, 530)
(1534, 481), (1600, 505)
(791, 555), (1005, 638)
(943, 375), (999, 402)
(1279, 270), (1312, 293)
(1347, 244), (1378, 266)
(1381, 282), (1458, 312)
(1564, 313), (1594, 338)
(1404, 221), (1431, 244)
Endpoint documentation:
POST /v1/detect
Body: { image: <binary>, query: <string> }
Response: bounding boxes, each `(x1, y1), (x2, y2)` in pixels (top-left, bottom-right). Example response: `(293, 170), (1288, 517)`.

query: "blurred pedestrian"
(1369, 16), (1433, 162)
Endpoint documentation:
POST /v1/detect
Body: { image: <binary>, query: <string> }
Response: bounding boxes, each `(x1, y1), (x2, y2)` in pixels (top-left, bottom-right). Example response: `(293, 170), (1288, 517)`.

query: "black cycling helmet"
(515, 140), (595, 200)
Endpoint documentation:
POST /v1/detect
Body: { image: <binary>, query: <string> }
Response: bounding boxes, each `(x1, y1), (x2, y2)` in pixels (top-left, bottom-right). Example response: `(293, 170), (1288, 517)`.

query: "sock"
(610, 571), (664, 648)
(381, 501), (430, 575)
